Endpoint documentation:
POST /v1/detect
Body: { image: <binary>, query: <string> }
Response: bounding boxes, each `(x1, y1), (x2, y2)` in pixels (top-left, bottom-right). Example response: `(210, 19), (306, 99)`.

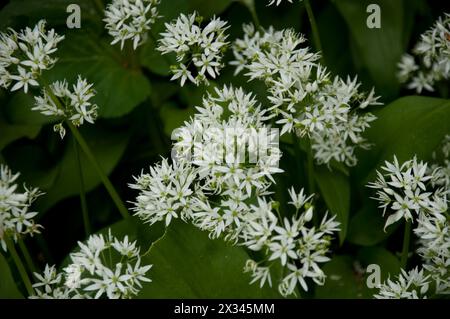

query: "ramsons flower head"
(0, 164), (42, 251)
(31, 231), (152, 299)
(0, 20), (64, 93)
(398, 13), (450, 93)
(157, 12), (229, 86)
(104, 0), (161, 50)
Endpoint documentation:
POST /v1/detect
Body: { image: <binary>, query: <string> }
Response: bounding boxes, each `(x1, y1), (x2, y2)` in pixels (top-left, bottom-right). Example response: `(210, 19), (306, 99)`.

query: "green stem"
(73, 136), (92, 236)
(245, 0), (260, 28)
(17, 239), (37, 274)
(306, 143), (316, 195)
(94, 0), (104, 15)
(304, 0), (324, 62)
(67, 122), (130, 220)
(38, 80), (130, 220)
(5, 237), (34, 296)
(400, 221), (412, 269)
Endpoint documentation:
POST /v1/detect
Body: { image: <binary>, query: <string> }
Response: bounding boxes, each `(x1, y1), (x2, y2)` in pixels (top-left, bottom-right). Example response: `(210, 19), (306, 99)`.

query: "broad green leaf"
(139, 221), (282, 298)
(357, 246), (400, 282)
(334, 0), (405, 99)
(0, 253), (24, 299)
(0, 0), (101, 30)
(355, 96), (450, 184)
(346, 204), (397, 246)
(0, 119), (41, 151)
(35, 126), (130, 212)
(44, 32), (152, 118)
(314, 165), (350, 244)
(315, 255), (367, 299)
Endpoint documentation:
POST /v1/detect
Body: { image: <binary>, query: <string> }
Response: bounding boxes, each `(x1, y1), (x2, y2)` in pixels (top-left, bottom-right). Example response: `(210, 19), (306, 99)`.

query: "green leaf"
(139, 221), (282, 298)
(44, 32), (152, 118)
(315, 255), (367, 299)
(0, 0), (102, 30)
(314, 165), (350, 244)
(35, 126), (130, 212)
(160, 101), (196, 136)
(334, 0), (405, 99)
(347, 204), (397, 246)
(357, 246), (400, 281)
(0, 119), (41, 151)
(356, 96), (450, 184)
(0, 253), (24, 299)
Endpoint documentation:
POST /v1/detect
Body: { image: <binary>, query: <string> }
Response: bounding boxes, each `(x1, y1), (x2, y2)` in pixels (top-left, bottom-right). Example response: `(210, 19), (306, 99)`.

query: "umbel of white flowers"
(130, 85), (340, 297)
(397, 13), (450, 93)
(0, 20), (98, 138)
(30, 231), (152, 299)
(0, 164), (43, 252)
(157, 12), (229, 86)
(104, 0), (161, 50)
(230, 24), (381, 167)
(369, 152), (450, 298)
(0, 20), (64, 93)
(33, 76), (99, 139)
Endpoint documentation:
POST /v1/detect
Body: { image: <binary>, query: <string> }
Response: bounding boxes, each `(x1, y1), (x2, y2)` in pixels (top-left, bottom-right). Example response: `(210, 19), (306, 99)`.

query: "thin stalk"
(246, 1), (260, 28)
(400, 221), (412, 269)
(39, 80), (130, 220)
(94, 0), (104, 15)
(67, 122), (130, 219)
(304, 0), (324, 62)
(306, 142), (318, 227)
(73, 136), (91, 236)
(5, 237), (34, 296)
(17, 239), (37, 274)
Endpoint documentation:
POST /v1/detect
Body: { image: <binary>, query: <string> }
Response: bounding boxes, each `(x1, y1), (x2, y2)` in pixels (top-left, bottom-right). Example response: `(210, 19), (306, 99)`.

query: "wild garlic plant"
(33, 76), (99, 139)
(157, 12), (230, 86)
(104, 0), (161, 50)
(30, 232), (152, 299)
(369, 154), (449, 298)
(131, 86), (340, 296)
(0, 20), (64, 93)
(231, 24), (381, 167)
(0, 164), (42, 252)
(397, 13), (450, 94)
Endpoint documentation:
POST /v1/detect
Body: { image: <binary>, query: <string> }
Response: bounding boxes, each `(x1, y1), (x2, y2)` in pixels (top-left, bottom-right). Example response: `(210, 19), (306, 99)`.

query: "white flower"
(32, 76), (98, 138)
(231, 24), (380, 167)
(0, 20), (64, 93)
(104, 0), (161, 50)
(398, 13), (450, 93)
(31, 232), (152, 299)
(0, 164), (42, 252)
(375, 268), (430, 299)
(157, 12), (229, 86)
(368, 156), (443, 230)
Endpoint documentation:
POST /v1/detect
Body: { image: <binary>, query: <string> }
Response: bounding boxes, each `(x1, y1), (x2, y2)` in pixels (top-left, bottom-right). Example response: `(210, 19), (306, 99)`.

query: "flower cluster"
(131, 86), (340, 295)
(32, 76), (98, 139)
(231, 24), (380, 167)
(369, 155), (449, 298)
(0, 165), (42, 252)
(157, 12), (229, 86)
(132, 86), (282, 239)
(397, 13), (450, 93)
(242, 188), (339, 296)
(374, 268), (430, 299)
(428, 134), (450, 189)
(0, 20), (64, 93)
(104, 0), (161, 50)
(31, 232), (152, 299)
(367, 156), (446, 230)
